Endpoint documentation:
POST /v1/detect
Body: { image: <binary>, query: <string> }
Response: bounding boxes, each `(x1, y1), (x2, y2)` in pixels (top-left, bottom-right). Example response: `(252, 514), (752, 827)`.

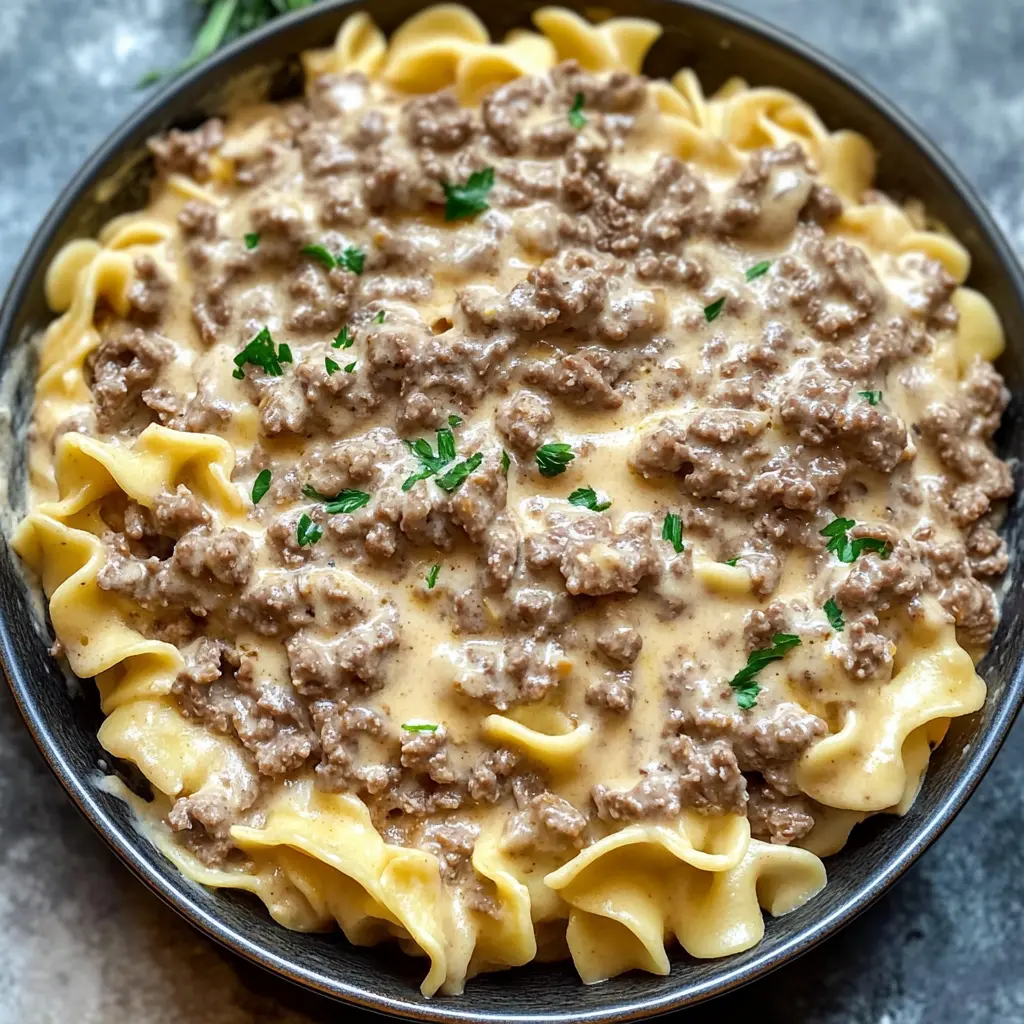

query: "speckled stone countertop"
(1, 1), (1022, 1021)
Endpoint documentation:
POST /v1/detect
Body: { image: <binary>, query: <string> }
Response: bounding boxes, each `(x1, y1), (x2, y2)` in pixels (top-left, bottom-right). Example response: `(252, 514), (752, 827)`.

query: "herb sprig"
(661, 513), (684, 553)
(302, 485), (370, 515)
(425, 565), (440, 589)
(821, 517), (891, 564)
(251, 469), (271, 505)
(569, 486), (611, 512)
(232, 326), (291, 379)
(443, 168), (495, 221)
(301, 243), (366, 274)
(824, 598), (845, 631)
(568, 92), (587, 129)
(535, 443), (575, 478)
(730, 633), (802, 710)
(296, 512), (323, 548)
(859, 390), (883, 405)
(402, 720), (439, 733)
(138, 0), (317, 87)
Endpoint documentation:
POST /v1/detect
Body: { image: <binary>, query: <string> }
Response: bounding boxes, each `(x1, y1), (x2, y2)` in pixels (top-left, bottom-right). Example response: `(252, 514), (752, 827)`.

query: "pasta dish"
(13, 4), (1011, 995)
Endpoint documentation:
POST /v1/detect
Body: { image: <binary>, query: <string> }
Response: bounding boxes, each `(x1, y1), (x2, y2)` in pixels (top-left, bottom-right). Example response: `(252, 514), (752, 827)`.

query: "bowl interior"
(1, 1), (1022, 1021)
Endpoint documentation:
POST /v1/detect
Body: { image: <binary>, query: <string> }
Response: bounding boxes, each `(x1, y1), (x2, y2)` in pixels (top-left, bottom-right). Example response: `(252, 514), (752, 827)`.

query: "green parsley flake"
(301, 244), (336, 270)
(448, 414), (463, 427)
(302, 485), (370, 515)
(725, 557), (739, 567)
(233, 326), (290, 379)
(402, 428), (458, 491)
(244, 232), (260, 250)
(333, 326), (354, 349)
(535, 443), (575, 478)
(703, 297), (726, 323)
(402, 720), (439, 733)
(374, 310), (387, 323)
(745, 260), (771, 281)
(730, 632), (801, 710)
(443, 167), (495, 221)
(437, 452), (483, 493)
(344, 361), (356, 372)
(325, 357), (340, 375)
(339, 245), (366, 275)
(250, 469), (271, 505)
(821, 517), (891, 564)
(859, 390), (883, 405)
(501, 449), (511, 476)
(296, 513), (323, 548)
(824, 598), (845, 631)
(568, 92), (587, 129)
(661, 512), (684, 553)
(568, 486), (611, 512)
(425, 564), (441, 589)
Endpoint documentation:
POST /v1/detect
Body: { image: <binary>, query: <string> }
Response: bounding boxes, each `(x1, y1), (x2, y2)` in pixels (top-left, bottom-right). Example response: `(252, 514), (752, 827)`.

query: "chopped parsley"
(301, 244), (336, 270)
(745, 260), (771, 281)
(244, 232), (260, 250)
(661, 512), (684, 553)
(325, 356), (340, 375)
(437, 452), (483, 493)
(250, 469), (271, 505)
(345, 361), (356, 373)
(425, 564), (441, 589)
(821, 517), (891, 564)
(730, 632), (801, 710)
(232, 326), (290, 379)
(302, 485), (370, 515)
(332, 326), (354, 349)
(296, 513), (322, 547)
(568, 486), (611, 512)
(568, 92), (587, 129)
(402, 720), (439, 733)
(703, 297), (726, 323)
(402, 428), (458, 491)
(725, 557), (739, 566)
(859, 390), (883, 405)
(339, 245), (366, 275)
(448, 414), (463, 428)
(535, 442), (575, 478)
(501, 449), (511, 476)
(301, 244), (366, 274)
(374, 310), (387, 323)
(443, 167), (494, 221)
(824, 598), (845, 631)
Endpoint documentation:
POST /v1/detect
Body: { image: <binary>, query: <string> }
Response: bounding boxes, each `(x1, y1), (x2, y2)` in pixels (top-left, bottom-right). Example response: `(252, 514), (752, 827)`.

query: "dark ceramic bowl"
(1, 1), (1022, 1020)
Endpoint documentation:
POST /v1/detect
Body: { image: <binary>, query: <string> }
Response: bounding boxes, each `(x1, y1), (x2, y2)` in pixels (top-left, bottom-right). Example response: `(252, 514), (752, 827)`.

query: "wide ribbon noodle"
(14, 2), (999, 997)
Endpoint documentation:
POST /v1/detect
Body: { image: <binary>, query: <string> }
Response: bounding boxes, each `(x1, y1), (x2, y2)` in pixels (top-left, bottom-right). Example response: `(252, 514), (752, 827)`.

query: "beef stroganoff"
(14, 4), (1012, 995)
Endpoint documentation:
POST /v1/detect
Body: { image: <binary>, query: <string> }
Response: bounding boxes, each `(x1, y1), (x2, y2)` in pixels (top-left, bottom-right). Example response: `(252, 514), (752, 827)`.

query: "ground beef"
(453, 637), (567, 709)
(918, 357), (1013, 526)
(746, 782), (816, 845)
(594, 623), (642, 666)
(834, 612), (894, 680)
(87, 328), (173, 432)
(524, 511), (657, 596)
(502, 777), (587, 854)
(585, 670), (634, 713)
(496, 390), (553, 452)
(126, 254), (170, 323)
(148, 119), (224, 180)
(400, 725), (455, 784)
(777, 367), (907, 472)
(286, 606), (401, 696)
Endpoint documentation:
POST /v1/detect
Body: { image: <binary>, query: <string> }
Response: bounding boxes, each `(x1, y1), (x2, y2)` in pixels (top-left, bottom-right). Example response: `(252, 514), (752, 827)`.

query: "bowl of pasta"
(2, 0), (1022, 1019)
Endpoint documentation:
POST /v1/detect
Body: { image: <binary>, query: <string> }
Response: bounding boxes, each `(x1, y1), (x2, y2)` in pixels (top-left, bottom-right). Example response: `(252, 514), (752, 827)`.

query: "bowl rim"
(2, 0), (1024, 1020)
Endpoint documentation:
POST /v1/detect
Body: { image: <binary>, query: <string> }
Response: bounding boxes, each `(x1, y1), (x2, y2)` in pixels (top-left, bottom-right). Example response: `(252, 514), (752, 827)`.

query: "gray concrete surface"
(0, 1), (1021, 1021)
